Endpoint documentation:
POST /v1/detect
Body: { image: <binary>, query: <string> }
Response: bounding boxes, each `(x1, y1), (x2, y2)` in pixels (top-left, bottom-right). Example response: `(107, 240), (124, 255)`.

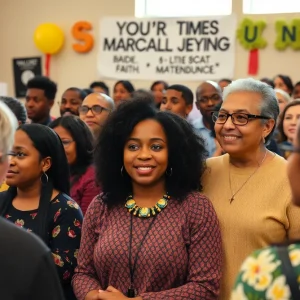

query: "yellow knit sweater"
(0, 181), (8, 192)
(202, 154), (300, 300)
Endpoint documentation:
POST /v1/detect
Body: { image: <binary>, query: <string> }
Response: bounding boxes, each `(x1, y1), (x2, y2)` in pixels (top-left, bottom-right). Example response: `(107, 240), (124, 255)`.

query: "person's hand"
(98, 286), (138, 300)
(84, 290), (104, 300)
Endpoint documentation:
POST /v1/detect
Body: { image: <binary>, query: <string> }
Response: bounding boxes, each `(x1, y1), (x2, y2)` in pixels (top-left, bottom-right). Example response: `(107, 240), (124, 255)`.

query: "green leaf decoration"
(237, 18), (267, 50)
(275, 19), (300, 51)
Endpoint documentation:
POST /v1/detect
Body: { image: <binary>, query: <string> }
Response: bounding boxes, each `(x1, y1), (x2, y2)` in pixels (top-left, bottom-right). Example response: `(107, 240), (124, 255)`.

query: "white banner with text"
(98, 16), (236, 81)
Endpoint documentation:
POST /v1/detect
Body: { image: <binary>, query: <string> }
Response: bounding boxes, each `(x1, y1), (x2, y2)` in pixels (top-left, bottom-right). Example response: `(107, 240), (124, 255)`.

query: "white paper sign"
(98, 16), (236, 81)
(0, 83), (7, 96)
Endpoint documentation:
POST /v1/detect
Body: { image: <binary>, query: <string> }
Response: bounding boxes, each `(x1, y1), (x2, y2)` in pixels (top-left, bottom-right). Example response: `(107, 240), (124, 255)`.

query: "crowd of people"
(0, 74), (300, 300)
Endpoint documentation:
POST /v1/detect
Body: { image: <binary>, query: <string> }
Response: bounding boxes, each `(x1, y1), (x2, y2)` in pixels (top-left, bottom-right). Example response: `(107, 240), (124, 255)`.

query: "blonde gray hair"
(223, 78), (279, 144)
(274, 89), (291, 104)
(0, 101), (18, 155)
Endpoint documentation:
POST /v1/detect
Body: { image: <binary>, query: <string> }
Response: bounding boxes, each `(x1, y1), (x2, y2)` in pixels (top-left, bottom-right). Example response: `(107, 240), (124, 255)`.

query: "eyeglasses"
(79, 105), (110, 115)
(61, 140), (74, 147)
(211, 111), (270, 126)
(197, 94), (221, 104)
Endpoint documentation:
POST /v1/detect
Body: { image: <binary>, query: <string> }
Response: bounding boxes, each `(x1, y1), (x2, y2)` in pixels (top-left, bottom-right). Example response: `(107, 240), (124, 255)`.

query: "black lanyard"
(276, 245), (300, 299)
(127, 214), (157, 298)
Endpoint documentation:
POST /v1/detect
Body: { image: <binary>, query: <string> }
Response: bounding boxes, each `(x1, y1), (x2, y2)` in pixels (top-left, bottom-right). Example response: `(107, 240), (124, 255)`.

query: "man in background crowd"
(59, 87), (87, 116)
(89, 81), (110, 95)
(25, 76), (57, 125)
(194, 81), (223, 157)
(79, 92), (115, 138)
(160, 84), (193, 118)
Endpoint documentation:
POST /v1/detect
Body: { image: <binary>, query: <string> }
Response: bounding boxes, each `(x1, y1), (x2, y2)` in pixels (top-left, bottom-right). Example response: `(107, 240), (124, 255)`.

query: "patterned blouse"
(231, 244), (300, 300)
(72, 191), (222, 300)
(4, 193), (83, 297)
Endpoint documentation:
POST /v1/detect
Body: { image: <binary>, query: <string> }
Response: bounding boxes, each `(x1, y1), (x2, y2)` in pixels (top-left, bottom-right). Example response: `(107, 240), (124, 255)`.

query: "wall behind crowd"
(0, 0), (299, 116)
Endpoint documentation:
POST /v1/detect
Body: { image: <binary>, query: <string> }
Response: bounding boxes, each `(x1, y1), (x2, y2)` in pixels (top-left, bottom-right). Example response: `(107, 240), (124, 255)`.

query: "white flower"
(241, 249), (280, 290)
(254, 273), (273, 291)
(289, 248), (300, 267)
(266, 275), (291, 300)
(230, 284), (248, 300)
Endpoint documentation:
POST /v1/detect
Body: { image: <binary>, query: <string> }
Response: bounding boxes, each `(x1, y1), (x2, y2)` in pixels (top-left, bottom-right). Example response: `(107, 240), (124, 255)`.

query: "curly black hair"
(94, 98), (208, 207)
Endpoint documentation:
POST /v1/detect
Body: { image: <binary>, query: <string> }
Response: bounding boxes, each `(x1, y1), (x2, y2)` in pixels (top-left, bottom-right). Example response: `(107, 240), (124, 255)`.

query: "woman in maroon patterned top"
(72, 99), (222, 300)
(50, 116), (100, 215)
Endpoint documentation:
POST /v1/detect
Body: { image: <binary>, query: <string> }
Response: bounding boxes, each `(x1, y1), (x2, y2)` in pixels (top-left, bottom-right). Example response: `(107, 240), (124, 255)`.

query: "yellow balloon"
(34, 23), (65, 54)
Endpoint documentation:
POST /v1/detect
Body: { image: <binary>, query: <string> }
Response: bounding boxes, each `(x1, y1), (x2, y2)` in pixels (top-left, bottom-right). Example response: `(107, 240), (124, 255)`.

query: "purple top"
(70, 165), (100, 215)
(72, 191), (222, 300)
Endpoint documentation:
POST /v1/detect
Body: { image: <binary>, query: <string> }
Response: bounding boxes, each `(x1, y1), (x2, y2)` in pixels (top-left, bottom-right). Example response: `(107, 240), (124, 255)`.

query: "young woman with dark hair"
(113, 80), (135, 106)
(50, 116), (99, 214)
(0, 124), (83, 300)
(277, 100), (300, 159)
(274, 74), (294, 96)
(0, 101), (65, 300)
(73, 99), (222, 300)
(150, 80), (169, 108)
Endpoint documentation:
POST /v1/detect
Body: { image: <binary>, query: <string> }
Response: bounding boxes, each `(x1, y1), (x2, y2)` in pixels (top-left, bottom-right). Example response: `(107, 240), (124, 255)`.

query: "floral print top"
(4, 193), (83, 288)
(231, 244), (300, 300)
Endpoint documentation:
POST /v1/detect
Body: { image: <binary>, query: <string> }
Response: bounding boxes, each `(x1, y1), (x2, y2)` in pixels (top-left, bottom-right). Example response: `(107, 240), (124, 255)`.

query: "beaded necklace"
(125, 193), (169, 218)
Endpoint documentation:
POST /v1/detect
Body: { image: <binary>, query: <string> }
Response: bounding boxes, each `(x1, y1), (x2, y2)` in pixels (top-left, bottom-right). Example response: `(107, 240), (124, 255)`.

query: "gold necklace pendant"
(228, 150), (268, 203)
(125, 194), (169, 218)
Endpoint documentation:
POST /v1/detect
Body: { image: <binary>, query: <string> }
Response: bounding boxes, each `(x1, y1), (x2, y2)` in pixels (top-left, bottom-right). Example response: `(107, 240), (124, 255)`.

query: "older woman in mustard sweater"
(202, 78), (300, 300)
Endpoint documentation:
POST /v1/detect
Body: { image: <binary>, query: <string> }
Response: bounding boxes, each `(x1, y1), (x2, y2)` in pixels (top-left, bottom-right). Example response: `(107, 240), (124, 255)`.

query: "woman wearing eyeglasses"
(202, 78), (300, 300)
(50, 116), (99, 215)
(230, 119), (300, 300)
(79, 92), (115, 139)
